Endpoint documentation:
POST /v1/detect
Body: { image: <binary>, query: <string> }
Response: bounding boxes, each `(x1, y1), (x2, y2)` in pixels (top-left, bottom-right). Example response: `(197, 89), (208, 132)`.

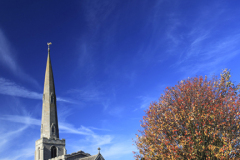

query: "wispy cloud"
(176, 33), (240, 77)
(0, 77), (72, 103)
(0, 112), (37, 159)
(0, 115), (40, 126)
(0, 77), (42, 99)
(164, 5), (240, 77)
(138, 96), (153, 109)
(102, 99), (110, 111)
(0, 147), (34, 160)
(101, 99), (126, 117)
(88, 126), (111, 132)
(0, 124), (28, 152)
(57, 97), (74, 103)
(0, 29), (39, 87)
(101, 140), (136, 159)
(108, 106), (124, 117)
(0, 122), (35, 160)
(0, 30), (17, 74)
(76, 0), (119, 74)
(82, 134), (114, 147)
(0, 115), (110, 138)
(67, 86), (104, 103)
(60, 123), (94, 136)
(133, 96), (156, 111)
(82, 0), (118, 33)
(77, 42), (95, 76)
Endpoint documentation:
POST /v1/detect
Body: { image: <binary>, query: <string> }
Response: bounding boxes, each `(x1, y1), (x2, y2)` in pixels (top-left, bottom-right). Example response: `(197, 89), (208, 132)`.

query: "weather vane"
(47, 42), (52, 49)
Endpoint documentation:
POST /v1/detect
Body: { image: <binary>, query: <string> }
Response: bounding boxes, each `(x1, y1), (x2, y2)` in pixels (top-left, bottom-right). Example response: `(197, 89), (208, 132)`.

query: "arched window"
(51, 146), (57, 158)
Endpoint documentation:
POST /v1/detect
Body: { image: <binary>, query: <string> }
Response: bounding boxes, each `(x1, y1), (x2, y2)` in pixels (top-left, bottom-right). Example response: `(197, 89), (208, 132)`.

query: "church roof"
(79, 153), (105, 160)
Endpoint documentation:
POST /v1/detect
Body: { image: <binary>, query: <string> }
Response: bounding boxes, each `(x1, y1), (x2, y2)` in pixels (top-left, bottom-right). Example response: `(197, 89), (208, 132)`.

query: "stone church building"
(35, 43), (105, 160)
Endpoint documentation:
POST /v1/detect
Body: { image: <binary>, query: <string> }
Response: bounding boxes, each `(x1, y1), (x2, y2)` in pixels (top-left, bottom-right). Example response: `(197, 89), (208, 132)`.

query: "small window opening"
(51, 124), (55, 135)
(51, 93), (55, 104)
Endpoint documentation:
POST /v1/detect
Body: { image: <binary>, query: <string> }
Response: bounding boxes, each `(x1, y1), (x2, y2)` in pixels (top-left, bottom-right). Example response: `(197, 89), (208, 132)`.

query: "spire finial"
(47, 42), (52, 50)
(98, 147), (101, 153)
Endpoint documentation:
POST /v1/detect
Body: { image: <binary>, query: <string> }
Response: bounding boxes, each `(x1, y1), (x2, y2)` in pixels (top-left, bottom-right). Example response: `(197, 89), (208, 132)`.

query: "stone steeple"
(35, 43), (66, 160)
(35, 43), (104, 160)
(41, 42), (59, 139)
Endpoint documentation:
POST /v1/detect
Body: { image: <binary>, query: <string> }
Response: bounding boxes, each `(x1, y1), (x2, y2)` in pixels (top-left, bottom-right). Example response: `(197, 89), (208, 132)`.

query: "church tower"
(35, 43), (66, 160)
(35, 43), (105, 160)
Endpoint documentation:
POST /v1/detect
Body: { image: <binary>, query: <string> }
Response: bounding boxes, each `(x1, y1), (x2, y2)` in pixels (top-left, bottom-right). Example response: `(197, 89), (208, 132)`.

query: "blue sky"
(0, 0), (240, 160)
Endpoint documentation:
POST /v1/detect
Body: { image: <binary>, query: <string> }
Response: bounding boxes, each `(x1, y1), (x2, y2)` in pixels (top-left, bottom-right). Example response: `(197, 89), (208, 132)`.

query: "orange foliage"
(134, 69), (240, 159)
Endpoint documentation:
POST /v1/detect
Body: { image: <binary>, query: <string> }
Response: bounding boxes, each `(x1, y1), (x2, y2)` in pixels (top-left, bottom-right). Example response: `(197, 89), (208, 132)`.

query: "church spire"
(41, 42), (59, 139)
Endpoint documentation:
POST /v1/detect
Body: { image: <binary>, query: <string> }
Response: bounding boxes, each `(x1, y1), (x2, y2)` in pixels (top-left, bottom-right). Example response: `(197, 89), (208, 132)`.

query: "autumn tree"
(134, 69), (240, 159)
